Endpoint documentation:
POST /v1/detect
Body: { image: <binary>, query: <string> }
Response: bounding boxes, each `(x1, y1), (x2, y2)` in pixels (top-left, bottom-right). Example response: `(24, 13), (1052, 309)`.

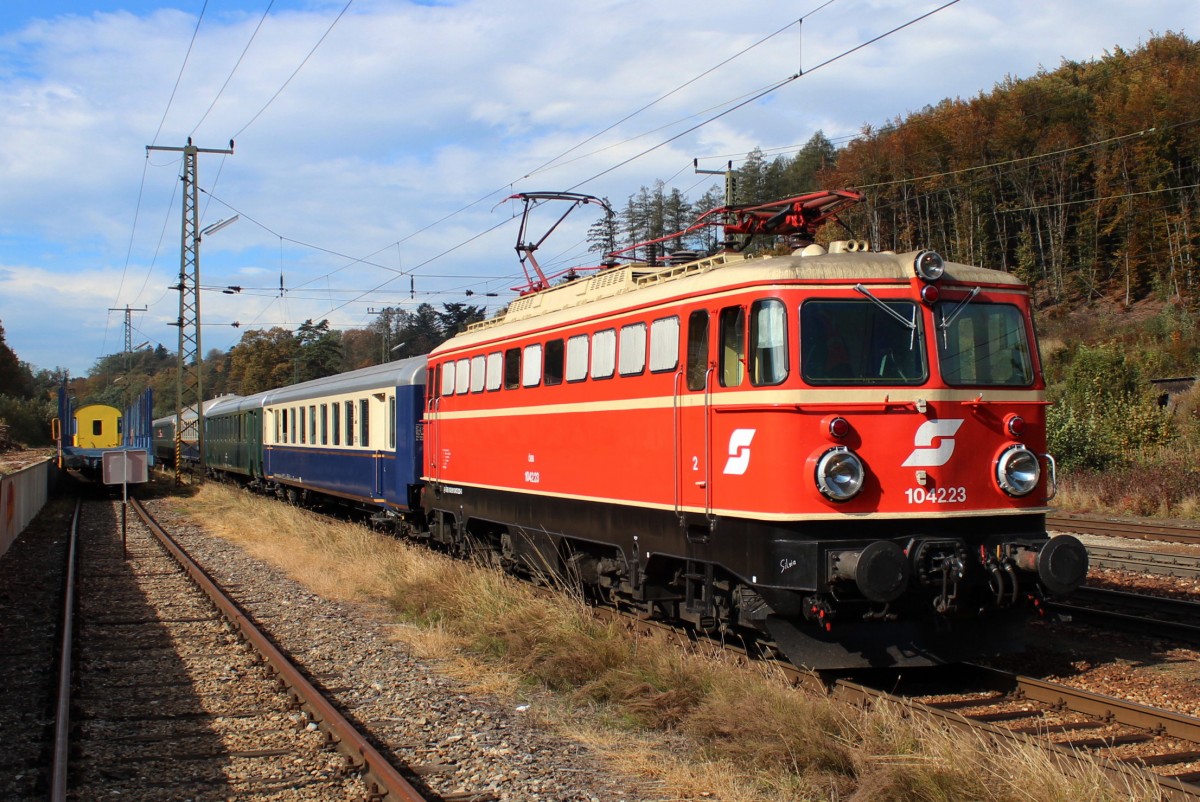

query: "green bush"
(1046, 343), (1172, 472)
(0, 395), (54, 446)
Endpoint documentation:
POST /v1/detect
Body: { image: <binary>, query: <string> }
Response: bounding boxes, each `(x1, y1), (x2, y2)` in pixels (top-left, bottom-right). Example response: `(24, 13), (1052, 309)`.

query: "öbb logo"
(902, 419), (964, 467)
(722, 429), (756, 475)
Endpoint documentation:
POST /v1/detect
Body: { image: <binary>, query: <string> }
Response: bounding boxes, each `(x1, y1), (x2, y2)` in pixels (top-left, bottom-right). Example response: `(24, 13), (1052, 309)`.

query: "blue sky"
(0, 0), (1193, 378)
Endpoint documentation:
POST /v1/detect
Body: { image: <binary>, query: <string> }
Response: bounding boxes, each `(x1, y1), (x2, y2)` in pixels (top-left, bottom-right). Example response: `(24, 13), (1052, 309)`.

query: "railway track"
(1048, 514), (1200, 545)
(1050, 586), (1200, 643)
(51, 495), (431, 802)
(1087, 545), (1200, 579)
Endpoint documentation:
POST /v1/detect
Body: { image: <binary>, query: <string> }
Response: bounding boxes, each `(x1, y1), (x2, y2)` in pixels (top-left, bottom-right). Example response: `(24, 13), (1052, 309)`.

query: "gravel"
(144, 498), (664, 802)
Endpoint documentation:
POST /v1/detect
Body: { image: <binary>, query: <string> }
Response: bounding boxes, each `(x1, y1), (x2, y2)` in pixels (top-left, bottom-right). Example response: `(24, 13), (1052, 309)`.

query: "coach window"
(309, 405), (317, 444)
(649, 316), (680, 373)
(523, 343), (543, 387)
(388, 396), (396, 448)
(291, 408), (298, 444)
(544, 339), (565, 386)
(300, 407), (307, 444)
(503, 348), (521, 390)
(719, 306), (745, 387)
(345, 401), (354, 446)
(485, 352), (503, 391)
(455, 358), (471, 395)
(750, 299), (788, 385)
(565, 334), (589, 382)
(359, 399), (370, 446)
(332, 404), (340, 445)
(277, 410), (284, 443)
(618, 323), (646, 376)
(686, 310), (709, 391)
(320, 404), (329, 445)
(591, 328), (616, 379)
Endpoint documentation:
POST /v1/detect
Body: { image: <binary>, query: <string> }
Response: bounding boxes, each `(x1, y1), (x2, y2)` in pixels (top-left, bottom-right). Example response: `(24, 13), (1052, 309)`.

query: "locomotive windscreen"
(936, 302), (1034, 386)
(800, 299), (928, 385)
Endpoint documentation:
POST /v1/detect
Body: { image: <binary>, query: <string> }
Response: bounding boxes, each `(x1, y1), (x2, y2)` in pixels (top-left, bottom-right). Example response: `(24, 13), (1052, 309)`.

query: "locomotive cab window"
(719, 306), (745, 387)
(801, 299), (927, 385)
(686, 310), (709, 391)
(937, 301), (1034, 387)
(440, 362), (455, 397)
(750, 299), (788, 386)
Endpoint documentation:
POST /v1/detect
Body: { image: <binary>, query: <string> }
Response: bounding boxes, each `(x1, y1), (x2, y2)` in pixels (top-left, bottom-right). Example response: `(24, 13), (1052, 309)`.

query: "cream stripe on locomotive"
(424, 479), (1052, 522)
(426, 387), (1046, 421)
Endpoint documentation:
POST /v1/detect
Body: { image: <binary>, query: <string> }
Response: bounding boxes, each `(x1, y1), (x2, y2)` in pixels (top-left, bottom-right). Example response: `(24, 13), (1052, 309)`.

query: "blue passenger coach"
(256, 357), (426, 513)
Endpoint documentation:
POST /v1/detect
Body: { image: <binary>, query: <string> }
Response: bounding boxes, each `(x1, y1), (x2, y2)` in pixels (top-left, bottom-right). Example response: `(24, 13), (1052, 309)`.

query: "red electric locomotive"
(422, 190), (1087, 669)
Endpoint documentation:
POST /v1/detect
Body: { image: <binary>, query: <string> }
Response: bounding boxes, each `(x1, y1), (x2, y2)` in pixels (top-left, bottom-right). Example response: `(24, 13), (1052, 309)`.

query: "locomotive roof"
(437, 246), (1026, 354)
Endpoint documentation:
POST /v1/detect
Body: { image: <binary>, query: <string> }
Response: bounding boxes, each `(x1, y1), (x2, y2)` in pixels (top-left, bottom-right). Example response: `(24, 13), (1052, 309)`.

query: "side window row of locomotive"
(435, 295), (1036, 397)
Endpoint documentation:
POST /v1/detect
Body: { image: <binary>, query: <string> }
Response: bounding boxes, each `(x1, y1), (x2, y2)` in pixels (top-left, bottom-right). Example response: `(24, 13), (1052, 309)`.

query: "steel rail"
(129, 498), (429, 802)
(1087, 546), (1200, 579)
(1048, 514), (1200, 545)
(49, 498), (81, 802)
(1051, 586), (1200, 643)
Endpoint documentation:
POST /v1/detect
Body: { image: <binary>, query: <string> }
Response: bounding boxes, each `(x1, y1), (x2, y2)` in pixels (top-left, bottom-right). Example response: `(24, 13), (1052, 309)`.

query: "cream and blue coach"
(205, 357), (427, 515)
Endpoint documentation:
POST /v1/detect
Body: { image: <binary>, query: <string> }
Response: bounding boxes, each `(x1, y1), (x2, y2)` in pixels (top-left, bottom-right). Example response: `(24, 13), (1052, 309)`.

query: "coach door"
(676, 309), (715, 542)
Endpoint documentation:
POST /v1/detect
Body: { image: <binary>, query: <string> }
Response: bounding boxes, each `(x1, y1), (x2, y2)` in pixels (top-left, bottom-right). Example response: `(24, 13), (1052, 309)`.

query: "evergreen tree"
(295, 319), (343, 382)
(437, 303), (486, 339)
(585, 197), (619, 257)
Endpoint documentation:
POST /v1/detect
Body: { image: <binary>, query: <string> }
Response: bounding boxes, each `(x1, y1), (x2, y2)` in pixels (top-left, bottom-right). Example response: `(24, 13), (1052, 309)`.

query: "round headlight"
(996, 445), (1041, 496)
(914, 250), (945, 282)
(816, 447), (865, 501)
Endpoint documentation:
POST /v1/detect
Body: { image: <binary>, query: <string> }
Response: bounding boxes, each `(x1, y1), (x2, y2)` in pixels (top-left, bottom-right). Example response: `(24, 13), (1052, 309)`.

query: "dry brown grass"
(173, 483), (1161, 802)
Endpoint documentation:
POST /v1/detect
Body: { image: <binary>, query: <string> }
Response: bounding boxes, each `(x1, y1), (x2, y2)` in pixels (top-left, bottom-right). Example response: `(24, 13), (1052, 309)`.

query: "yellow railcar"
(73, 404), (122, 449)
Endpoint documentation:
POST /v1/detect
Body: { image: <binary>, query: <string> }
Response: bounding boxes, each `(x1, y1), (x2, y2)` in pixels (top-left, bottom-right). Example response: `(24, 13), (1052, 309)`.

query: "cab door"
(676, 308), (716, 541)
